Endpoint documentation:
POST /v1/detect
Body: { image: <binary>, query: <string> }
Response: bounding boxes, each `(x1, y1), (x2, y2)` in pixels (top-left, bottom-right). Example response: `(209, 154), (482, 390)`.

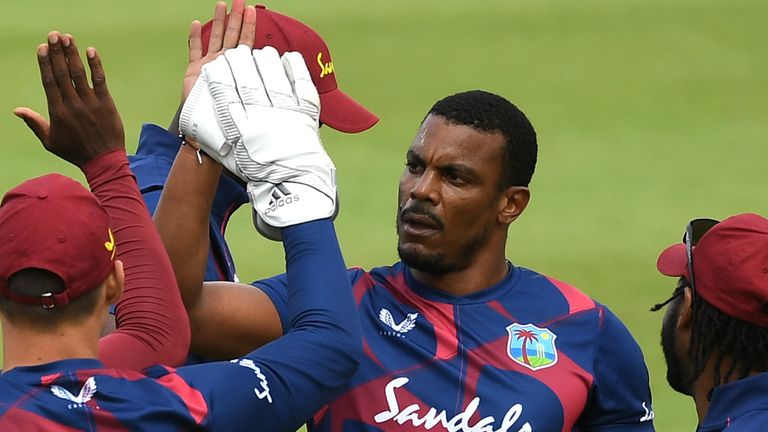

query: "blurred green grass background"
(2, 1), (767, 430)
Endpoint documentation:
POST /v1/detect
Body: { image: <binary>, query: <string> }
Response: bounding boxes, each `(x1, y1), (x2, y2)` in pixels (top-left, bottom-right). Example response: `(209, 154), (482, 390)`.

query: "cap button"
(57, 235), (65, 243)
(763, 267), (768, 274)
(37, 192), (48, 199)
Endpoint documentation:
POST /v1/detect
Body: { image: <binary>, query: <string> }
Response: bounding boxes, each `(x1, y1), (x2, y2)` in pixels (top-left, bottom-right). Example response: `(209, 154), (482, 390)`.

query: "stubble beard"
(396, 218), (491, 275)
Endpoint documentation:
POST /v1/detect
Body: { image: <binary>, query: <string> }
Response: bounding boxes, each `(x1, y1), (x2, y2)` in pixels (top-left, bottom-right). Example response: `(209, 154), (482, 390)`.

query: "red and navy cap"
(657, 213), (768, 326)
(0, 174), (116, 309)
(201, 4), (378, 134)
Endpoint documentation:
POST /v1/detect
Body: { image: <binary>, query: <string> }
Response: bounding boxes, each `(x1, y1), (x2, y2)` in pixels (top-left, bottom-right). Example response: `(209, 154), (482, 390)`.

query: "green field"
(2, 1), (767, 430)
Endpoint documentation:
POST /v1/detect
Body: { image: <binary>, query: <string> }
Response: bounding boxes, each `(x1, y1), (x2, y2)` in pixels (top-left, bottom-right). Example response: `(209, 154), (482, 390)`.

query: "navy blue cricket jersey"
(697, 372), (768, 431)
(256, 262), (655, 431)
(0, 221), (361, 431)
(128, 124), (248, 282)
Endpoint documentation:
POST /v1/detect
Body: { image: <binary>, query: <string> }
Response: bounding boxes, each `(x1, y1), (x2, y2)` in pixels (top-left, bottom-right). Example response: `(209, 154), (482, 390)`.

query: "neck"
(410, 252), (510, 297)
(2, 318), (101, 371)
(690, 354), (753, 423)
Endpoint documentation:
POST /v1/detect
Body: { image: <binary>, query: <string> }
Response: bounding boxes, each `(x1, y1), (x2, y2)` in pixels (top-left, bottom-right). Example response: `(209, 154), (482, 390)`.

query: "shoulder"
(498, 267), (599, 326)
(347, 263), (404, 287)
(523, 269), (597, 315)
(725, 409), (768, 431)
(132, 124), (182, 159)
(129, 124), (181, 191)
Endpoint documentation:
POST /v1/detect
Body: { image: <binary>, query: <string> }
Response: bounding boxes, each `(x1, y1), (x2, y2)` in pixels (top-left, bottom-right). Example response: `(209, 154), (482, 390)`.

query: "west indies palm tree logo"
(506, 323), (558, 371)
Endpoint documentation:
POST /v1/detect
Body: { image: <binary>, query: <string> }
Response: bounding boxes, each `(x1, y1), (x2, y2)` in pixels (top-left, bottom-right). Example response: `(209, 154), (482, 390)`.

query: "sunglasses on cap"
(650, 218), (720, 312)
(684, 218), (720, 294)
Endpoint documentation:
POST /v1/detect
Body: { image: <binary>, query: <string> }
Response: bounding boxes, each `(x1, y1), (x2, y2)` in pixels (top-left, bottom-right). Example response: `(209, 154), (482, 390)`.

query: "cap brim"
(319, 88), (379, 134)
(656, 243), (689, 277)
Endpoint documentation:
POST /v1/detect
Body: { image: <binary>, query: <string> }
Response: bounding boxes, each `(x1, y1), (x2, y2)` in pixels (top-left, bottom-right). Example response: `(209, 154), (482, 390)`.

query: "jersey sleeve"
(177, 220), (362, 431)
(253, 267), (364, 334)
(577, 306), (655, 431)
(83, 149), (191, 370)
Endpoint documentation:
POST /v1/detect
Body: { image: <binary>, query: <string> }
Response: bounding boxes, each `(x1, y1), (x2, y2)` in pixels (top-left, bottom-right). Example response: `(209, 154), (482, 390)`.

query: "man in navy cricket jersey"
(156, 11), (656, 426)
(654, 214), (768, 431)
(0, 14), (361, 431)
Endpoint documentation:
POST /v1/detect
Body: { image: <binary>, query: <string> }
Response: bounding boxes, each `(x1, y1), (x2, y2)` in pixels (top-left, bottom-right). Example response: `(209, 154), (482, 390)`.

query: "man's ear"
(103, 260), (124, 305)
(676, 286), (694, 331)
(497, 186), (530, 225)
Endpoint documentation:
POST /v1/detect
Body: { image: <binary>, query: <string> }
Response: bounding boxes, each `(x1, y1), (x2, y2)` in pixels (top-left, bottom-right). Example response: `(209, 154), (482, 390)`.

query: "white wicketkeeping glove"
(180, 45), (337, 241)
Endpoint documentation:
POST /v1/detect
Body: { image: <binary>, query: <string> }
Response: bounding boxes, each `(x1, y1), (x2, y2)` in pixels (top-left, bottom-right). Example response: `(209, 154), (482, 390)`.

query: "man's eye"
(446, 172), (466, 185)
(406, 162), (421, 173)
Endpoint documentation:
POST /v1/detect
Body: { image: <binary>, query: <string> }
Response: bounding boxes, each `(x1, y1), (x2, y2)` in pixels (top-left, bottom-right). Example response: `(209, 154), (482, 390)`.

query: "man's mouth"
(399, 207), (443, 236)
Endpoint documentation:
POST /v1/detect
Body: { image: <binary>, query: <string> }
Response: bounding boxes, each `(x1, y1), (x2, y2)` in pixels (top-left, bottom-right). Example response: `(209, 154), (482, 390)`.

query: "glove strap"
(179, 134), (203, 165)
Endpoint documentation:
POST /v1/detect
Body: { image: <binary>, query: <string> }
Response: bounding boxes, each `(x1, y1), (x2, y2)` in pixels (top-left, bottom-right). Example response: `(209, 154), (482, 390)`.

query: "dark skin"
(158, 99), (530, 357)
(662, 282), (760, 423)
(397, 114), (529, 295)
(14, 32), (123, 165)
(154, 1), (284, 359)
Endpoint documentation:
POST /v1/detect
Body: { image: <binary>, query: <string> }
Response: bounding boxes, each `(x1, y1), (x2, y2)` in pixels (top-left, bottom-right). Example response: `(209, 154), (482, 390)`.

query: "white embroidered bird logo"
(51, 377), (97, 404)
(379, 308), (419, 334)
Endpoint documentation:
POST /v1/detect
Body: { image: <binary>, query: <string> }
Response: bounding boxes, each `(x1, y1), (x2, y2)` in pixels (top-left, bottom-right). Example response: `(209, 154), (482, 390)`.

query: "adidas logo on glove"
(265, 185), (300, 215)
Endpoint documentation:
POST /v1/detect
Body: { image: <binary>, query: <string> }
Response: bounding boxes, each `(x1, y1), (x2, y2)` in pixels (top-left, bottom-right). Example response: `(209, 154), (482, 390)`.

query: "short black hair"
(0, 268), (102, 329)
(688, 292), (768, 386)
(427, 90), (537, 188)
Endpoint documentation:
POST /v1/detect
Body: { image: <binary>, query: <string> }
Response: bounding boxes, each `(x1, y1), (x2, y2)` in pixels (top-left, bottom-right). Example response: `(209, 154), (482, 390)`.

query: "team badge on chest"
(506, 323), (558, 371)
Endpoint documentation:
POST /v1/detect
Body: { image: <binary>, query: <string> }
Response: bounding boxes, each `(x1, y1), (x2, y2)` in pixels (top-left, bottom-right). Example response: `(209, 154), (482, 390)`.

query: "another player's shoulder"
(131, 124), (181, 160)
(128, 124), (182, 190)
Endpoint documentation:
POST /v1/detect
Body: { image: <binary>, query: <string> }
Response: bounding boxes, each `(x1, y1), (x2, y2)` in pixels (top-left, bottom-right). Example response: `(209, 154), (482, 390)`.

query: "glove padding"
(180, 45), (337, 240)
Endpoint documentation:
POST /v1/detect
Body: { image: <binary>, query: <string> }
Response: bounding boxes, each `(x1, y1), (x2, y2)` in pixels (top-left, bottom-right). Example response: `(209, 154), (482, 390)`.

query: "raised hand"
(182, 46), (336, 240)
(14, 32), (124, 168)
(182, 0), (256, 100)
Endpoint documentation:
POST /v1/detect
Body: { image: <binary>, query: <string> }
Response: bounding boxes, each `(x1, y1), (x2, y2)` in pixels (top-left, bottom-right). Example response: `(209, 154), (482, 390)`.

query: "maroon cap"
(201, 4), (378, 134)
(0, 174), (116, 309)
(657, 213), (768, 326)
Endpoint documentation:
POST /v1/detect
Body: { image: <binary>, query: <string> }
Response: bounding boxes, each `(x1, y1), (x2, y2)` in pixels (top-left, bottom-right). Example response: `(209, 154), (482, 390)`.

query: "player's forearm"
(282, 220), (362, 377)
(240, 219), (362, 427)
(154, 144), (222, 312)
(82, 149), (190, 369)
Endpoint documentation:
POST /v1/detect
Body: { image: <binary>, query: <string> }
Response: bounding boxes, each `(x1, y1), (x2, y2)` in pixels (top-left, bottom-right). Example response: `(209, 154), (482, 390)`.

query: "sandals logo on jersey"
(374, 377), (532, 431)
(232, 358), (273, 403)
(506, 323), (558, 371)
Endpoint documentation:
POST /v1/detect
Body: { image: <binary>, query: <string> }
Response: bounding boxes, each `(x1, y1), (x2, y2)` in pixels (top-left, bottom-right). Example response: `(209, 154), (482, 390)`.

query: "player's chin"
(397, 241), (443, 268)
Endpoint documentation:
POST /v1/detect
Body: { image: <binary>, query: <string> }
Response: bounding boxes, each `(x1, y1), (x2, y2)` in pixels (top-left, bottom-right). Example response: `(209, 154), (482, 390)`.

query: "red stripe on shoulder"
(40, 373), (63, 386)
(154, 367), (209, 425)
(351, 267), (375, 306)
(544, 276), (595, 314)
(0, 406), (82, 431)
